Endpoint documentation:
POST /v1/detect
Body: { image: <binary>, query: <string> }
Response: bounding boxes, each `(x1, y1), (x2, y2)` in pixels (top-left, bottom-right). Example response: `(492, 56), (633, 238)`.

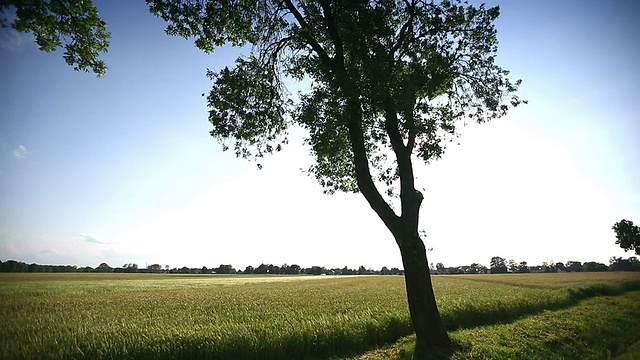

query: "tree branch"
(282, 0), (333, 66)
(319, 0), (344, 66)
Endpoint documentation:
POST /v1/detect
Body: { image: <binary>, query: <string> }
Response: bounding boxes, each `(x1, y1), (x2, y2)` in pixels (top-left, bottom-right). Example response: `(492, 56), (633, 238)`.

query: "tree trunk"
(397, 233), (450, 359)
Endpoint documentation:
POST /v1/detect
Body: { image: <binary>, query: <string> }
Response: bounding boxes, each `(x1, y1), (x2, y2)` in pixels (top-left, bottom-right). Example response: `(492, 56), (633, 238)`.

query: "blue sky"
(0, 0), (638, 270)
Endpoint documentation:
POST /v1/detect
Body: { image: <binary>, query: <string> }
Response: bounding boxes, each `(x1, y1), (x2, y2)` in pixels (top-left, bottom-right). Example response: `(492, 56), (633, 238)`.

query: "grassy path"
(360, 290), (640, 359)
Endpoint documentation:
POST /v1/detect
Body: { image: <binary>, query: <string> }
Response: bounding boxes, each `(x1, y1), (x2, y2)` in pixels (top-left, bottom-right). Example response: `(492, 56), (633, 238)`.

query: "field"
(1, 272), (640, 359)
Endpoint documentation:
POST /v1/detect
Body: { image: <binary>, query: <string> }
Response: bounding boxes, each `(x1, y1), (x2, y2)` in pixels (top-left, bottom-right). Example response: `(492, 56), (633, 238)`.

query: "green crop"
(1, 272), (639, 359)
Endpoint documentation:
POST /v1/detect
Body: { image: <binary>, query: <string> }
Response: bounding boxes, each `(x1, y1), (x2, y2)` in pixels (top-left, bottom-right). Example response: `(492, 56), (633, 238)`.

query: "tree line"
(434, 256), (640, 274)
(2, 256), (639, 274)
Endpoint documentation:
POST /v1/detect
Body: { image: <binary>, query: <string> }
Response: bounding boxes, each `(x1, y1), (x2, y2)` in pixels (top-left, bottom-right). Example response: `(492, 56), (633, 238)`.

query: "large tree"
(6, 0), (524, 356)
(612, 219), (640, 255)
(147, 0), (523, 356)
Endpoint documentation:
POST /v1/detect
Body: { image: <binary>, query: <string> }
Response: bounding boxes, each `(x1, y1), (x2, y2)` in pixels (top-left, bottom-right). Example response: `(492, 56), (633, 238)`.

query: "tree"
(515, 261), (529, 273)
(609, 256), (640, 272)
(490, 256), (507, 274)
(468, 263), (486, 274)
(1, 0), (110, 75)
(215, 264), (236, 274)
(357, 265), (368, 275)
(565, 261), (583, 272)
(122, 263), (139, 273)
(148, 264), (163, 272)
(612, 219), (640, 255)
(583, 261), (607, 272)
(95, 262), (112, 272)
(147, 0), (523, 353)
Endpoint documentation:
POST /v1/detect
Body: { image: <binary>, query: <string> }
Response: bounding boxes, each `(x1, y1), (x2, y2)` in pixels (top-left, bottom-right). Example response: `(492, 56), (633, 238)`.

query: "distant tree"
(435, 262), (445, 274)
(306, 266), (326, 275)
(513, 261), (529, 273)
(609, 256), (640, 272)
(0, 260), (28, 272)
(122, 263), (139, 273)
(490, 257), (507, 274)
(565, 261), (583, 272)
(1, 0), (110, 75)
(381, 266), (390, 275)
(215, 264), (236, 274)
(254, 264), (269, 274)
(201, 266), (209, 274)
(555, 262), (566, 272)
(612, 219), (640, 255)
(179, 266), (191, 274)
(244, 265), (255, 274)
(147, 264), (163, 272)
(283, 264), (301, 274)
(147, 0), (523, 352)
(583, 261), (608, 272)
(341, 266), (355, 275)
(95, 262), (112, 272)
(468, 263), (486, 274)
(540, 261), (551, 273)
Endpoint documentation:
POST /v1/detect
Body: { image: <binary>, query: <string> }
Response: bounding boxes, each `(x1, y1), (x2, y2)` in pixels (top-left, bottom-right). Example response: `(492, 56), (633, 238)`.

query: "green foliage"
(1, 0), (110, 75)
(613, 219), (640, 255)
(489, 256), (507, 273)
(147, 0), (524, 194)
(1, 272), (640, 359)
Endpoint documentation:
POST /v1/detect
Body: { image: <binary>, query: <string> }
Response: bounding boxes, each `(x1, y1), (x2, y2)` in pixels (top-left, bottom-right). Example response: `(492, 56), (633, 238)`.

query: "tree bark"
(397, 232), (450, 359)
(341, 95), (451, 358)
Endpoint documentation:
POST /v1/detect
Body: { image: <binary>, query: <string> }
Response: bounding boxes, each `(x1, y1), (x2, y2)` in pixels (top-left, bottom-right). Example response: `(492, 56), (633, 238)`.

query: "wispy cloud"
(77, 234), (110, 245)
(12, 145), (29, 159)
(0, 9), (34, 52)
(0, 28), (34, 52)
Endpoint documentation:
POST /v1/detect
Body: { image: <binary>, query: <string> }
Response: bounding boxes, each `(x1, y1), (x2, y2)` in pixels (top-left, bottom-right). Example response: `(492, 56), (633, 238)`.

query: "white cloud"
(12, 145), (29, 159)
(0, 27), (34, 52)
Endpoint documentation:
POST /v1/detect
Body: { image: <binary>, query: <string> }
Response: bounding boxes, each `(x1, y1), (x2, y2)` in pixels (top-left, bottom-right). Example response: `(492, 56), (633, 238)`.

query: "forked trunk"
(397, 234), (450, 359)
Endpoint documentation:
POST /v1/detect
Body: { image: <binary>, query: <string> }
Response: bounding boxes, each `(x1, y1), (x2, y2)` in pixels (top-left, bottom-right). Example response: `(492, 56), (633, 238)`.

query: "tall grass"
(1, 272), (639, 359)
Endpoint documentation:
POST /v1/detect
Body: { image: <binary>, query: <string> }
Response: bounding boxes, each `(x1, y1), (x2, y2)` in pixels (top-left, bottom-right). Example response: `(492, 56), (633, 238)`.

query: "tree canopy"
(1, 0), (110, 75)
(147, 0), (524, 196)
(613, 219), (640, 255)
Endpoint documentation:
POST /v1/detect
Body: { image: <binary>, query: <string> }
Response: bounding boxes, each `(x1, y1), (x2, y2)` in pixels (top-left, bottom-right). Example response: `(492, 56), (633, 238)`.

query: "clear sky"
(0, 0), (638, 270)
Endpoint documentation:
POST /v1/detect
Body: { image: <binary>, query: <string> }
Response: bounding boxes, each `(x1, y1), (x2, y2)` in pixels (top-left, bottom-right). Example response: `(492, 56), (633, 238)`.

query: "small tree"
(612, 219), (640, 255)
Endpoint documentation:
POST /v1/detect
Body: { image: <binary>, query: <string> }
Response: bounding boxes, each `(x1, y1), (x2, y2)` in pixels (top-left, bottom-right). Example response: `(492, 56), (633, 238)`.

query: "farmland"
(1, 272), (640, 359)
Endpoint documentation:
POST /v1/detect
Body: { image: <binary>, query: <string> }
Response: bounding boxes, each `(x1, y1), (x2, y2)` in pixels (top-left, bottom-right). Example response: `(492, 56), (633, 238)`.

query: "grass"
(1, 272), (640, 359)
(361, 290), (640, 359)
